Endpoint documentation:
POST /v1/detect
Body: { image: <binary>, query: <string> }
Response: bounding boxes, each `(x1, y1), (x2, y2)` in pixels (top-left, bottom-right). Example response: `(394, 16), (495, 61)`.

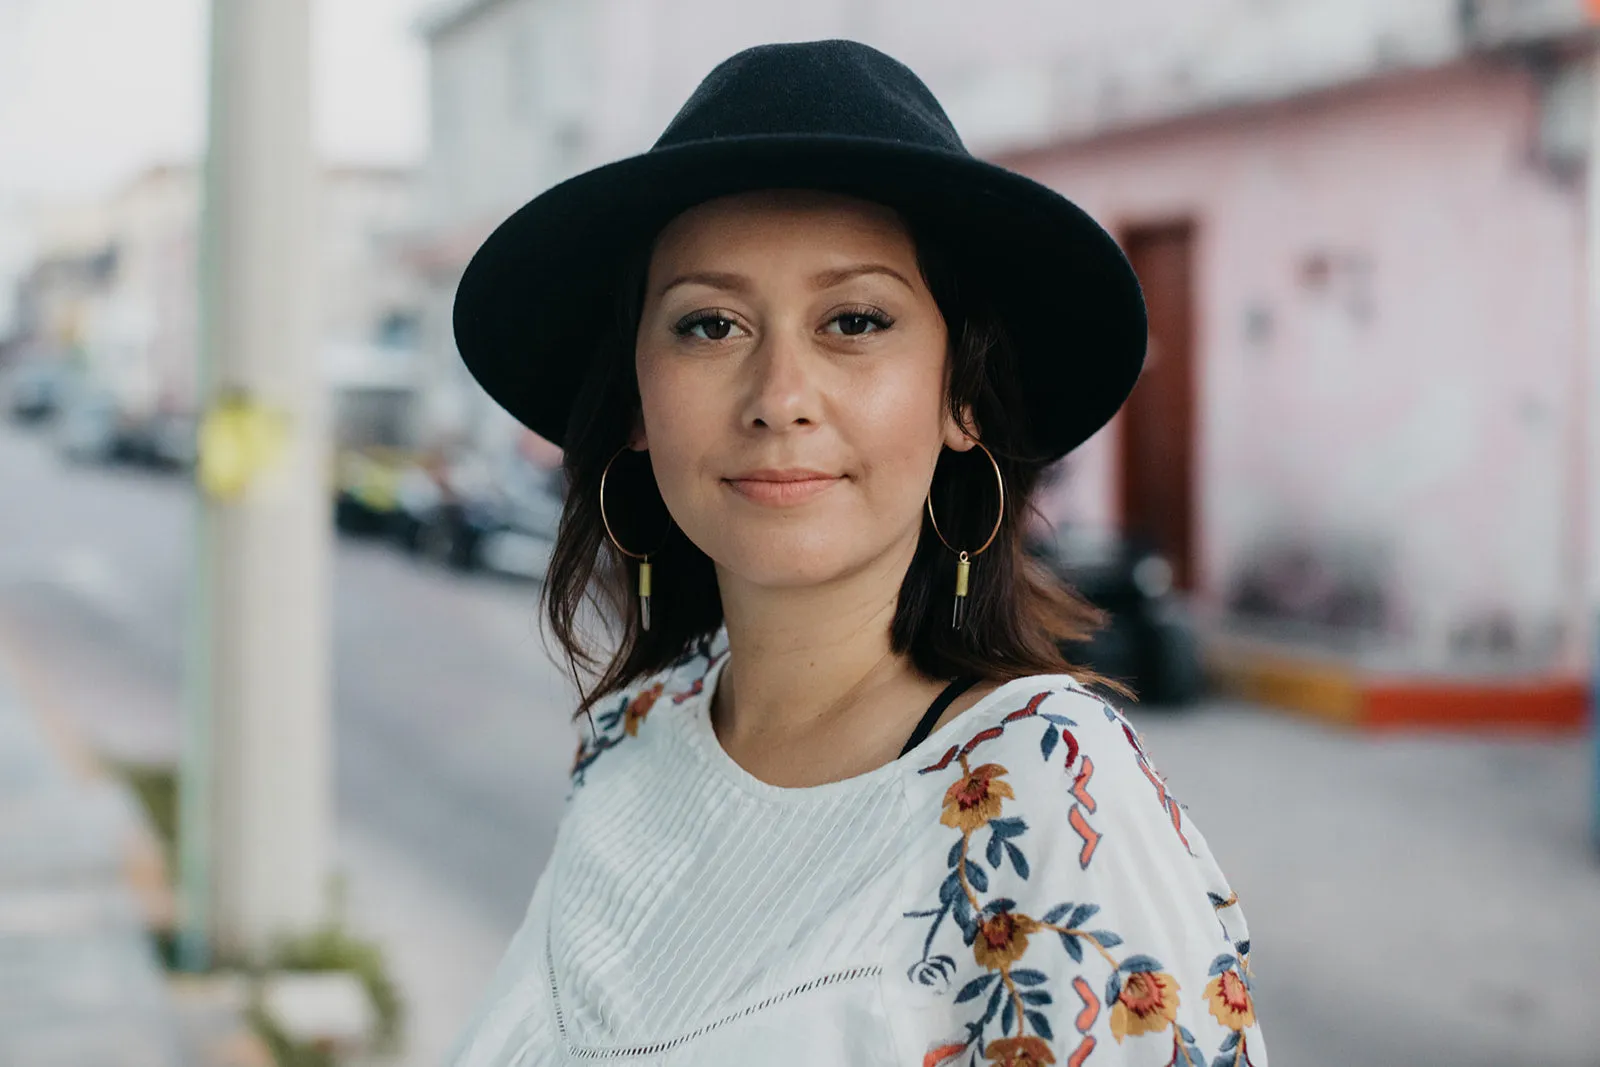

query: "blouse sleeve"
(889, 683), (1267, 1067)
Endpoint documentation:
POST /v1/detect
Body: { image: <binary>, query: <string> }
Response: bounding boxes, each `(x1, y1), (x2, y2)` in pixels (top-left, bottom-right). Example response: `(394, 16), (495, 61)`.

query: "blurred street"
(0, 419), (575, 1062)
(1, 417), (1597, 1065)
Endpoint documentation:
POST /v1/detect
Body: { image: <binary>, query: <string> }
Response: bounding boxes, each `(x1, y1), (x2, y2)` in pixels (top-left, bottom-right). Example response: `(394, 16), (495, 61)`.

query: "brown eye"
(673, 313), (739, 341)
(825, 309), (893, 337)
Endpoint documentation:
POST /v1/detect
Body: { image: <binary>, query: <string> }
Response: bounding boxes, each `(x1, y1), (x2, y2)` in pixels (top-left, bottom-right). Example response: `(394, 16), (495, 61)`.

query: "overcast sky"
(0, 0), (433, 200)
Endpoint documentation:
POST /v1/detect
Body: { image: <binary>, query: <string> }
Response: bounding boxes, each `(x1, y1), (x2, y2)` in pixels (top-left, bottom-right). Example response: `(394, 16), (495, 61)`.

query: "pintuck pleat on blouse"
(447, 631), (1268, 1067)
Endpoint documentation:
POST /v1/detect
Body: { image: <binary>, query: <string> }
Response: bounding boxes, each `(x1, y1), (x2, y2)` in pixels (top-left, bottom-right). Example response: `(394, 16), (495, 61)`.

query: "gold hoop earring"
(599, 446), (673, 631)
(925, 439), (1004, 630)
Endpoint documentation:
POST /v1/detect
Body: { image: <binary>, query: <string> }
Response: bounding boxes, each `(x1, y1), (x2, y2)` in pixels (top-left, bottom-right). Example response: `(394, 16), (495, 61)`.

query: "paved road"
(1, 419), (1597, 1066)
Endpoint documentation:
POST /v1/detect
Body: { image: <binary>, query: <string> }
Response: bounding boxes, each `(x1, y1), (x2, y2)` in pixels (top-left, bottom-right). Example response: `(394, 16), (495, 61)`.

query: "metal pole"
(182, 0), (330, 961)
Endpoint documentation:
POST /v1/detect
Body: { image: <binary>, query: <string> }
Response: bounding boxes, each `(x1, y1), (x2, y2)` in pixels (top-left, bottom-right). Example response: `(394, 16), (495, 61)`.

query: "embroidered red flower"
(984, 1035), (1056, 1066)
(1205, 969), (1255, 1030)
(623, 682), (664, 736)
(1109, 971), (1181, 1042)
(941, 762), (1015, 832)
(973, 909), (1041, 970)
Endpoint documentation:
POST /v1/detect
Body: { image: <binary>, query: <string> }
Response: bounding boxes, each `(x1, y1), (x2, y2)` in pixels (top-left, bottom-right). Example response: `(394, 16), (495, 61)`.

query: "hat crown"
(654, 39), (967, 154)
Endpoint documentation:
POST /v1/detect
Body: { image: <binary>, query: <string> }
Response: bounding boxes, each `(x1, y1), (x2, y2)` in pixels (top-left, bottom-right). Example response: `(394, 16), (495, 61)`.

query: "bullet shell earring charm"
(926, 440), (1004, 630)
(599, 446), (673, 632)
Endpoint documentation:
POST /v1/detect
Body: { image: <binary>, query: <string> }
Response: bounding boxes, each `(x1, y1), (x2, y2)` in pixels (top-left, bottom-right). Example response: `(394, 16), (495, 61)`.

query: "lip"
(722, 468), (844, 506)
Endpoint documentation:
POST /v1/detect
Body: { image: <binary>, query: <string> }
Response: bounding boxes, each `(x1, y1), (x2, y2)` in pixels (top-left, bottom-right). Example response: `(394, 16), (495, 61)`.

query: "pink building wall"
(1006, 59), (1587, 666)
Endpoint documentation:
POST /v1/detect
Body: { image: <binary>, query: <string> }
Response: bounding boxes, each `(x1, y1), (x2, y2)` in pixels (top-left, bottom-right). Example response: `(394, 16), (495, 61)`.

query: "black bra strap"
(900, 675), (980, 757)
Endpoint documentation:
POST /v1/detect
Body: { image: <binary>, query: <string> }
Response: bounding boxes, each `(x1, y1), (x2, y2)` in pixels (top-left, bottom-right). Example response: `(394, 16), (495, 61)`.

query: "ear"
(941, 401), (980, 452)
(627, 409), (648, 451)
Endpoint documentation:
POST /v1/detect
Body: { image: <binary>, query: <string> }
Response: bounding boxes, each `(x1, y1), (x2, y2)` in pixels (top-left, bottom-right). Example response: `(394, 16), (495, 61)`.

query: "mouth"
(722, 468), (845, 506)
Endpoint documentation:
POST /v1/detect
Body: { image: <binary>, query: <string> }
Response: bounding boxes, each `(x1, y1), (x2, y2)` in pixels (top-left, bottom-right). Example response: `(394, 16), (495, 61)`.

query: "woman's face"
(633, 189), (972, 592)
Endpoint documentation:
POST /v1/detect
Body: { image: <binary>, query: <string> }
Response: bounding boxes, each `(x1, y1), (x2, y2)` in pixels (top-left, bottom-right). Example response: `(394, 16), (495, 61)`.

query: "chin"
(706, 532), (869, 589)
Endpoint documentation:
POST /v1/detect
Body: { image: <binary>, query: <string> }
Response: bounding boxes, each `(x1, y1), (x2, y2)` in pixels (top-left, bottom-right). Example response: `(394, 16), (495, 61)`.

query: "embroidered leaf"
(980, 982), (1005, 1026)
(940, 871), (963, 906)
(1209, 954), (1236, 976)
(989, 817), (1027, 838)
(954, 972), (999, 1004)
(1236, 939), (1251, 957)
(1177, 1025), (1196, 1043)
(1040, 725), (1059, 761)
(1105, 971), (1122, 1006)
(948, 840), (964, 870)
(964, 859), (989, 893)
(1066, 903), (1099, 929)
(1020, 990), (1052, 1006)
(1212, 1056), (1236, 1067)
(1042, 902), (1074, 925)
(1004, 841), (1030, 879)
(1089, 930), (1123, 949)
(1026, 1011), (1054, 1040)
(982, 898), (1017, 917)
(1219, 1030), (1241, 1052)
(1118, 954), (1163, 974)
(1010, 968), (1048, 986)
(1041, 712), (1078, 726)
(1057, 932), (1083, 963)
(1207, 891), (1230, 908)
(1000, 992), (1016, 1034)
(986, 831), (1004, 868)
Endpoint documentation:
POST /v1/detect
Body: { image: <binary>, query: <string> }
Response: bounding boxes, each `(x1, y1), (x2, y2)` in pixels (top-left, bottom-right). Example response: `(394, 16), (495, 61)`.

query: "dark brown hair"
(542, 213), (1114, 717)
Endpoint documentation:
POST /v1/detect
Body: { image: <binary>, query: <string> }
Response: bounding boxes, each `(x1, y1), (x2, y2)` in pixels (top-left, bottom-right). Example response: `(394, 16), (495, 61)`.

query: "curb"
(1203, 631), (1590, 732)
(0, 612), (177, 929)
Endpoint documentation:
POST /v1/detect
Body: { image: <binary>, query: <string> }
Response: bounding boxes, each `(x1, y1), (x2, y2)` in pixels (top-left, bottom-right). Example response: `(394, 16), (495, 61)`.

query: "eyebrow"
(656, 263), (917, 298)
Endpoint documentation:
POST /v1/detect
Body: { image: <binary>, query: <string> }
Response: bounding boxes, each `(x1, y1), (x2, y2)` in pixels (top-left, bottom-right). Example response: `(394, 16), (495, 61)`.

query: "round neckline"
(677, 652), (1068, 804)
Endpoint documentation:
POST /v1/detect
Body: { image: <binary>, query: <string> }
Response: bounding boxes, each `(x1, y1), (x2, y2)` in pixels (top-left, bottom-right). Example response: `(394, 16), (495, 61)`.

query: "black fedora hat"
(453, 39), (1146, 462)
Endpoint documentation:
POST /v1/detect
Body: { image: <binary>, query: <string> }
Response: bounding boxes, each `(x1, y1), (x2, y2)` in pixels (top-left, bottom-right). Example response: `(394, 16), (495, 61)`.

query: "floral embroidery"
(984, 1035), (1056, 1066)
(1205, 970), (1253, 1031)
(943, 764), (1016, 833)
(622, 682), (664, 736)
(1108, 970), (1180, 1041)
(904, 688), (1261, 1067)
(569, 640), (725, 787)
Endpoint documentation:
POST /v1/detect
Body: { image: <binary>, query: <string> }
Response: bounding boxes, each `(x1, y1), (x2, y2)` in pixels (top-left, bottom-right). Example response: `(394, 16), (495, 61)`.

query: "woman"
(447, 40), (1265, 1067)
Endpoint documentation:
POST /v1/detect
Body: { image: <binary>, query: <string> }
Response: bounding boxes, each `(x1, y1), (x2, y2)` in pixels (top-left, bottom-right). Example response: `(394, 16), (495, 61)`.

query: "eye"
(672, 311), (742, 341)
(825, 307), (894, 337)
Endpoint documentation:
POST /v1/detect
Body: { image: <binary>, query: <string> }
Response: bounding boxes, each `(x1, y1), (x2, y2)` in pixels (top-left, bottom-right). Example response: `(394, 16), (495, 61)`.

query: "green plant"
(261, 923), (405, 1058)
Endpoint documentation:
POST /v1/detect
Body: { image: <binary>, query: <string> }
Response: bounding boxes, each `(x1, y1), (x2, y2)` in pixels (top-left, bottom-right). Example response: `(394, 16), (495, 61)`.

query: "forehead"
(647, 189), (918, 276)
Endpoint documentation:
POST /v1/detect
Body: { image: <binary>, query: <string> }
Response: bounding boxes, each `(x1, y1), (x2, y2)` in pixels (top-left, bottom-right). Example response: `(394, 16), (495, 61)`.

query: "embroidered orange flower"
(973, 909), (1041, 970)
(1109, 971), (1180, 1042)
(1205, 969), (1255, 1030)
(623, 682), (664, 736)
(941, 762), (1015, 832)
(984, 1035), (1056, 1066)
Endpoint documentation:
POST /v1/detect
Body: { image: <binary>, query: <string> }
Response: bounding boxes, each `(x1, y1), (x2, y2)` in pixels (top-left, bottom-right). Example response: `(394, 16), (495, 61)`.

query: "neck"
(711, 533), (922, 747)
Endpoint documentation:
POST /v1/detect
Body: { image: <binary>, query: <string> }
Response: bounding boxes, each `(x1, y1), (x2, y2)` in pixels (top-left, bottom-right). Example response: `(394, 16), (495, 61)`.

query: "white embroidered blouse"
(447, 632), (1267, 1067)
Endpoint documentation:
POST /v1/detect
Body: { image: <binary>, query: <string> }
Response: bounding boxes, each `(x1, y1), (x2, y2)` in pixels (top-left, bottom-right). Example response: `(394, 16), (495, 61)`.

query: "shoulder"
(567, 630), (728, 791)
(889, 677), (1265, 1066)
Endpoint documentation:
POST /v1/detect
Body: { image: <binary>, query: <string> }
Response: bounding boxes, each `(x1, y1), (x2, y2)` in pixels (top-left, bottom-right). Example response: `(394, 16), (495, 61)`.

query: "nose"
(739, 328), (819, 432)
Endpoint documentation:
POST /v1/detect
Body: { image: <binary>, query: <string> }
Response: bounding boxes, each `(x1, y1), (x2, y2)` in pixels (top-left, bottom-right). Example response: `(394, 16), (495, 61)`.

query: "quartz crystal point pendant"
(638, 558), (653, 631)
(951, 550), (970, 629)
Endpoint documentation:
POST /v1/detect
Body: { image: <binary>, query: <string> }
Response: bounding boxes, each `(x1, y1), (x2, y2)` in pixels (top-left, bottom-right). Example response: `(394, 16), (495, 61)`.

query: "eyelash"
(669, 306), (896, 340)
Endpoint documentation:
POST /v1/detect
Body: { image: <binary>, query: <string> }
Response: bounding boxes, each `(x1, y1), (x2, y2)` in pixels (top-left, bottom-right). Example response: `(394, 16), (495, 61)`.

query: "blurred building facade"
(413, 0), (1600, 684)
(12, 164), (428, 448)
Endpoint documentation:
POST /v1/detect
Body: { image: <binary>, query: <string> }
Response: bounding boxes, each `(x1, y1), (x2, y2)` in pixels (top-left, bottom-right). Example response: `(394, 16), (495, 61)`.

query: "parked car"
(5, 361), (73, 424)
(1026, 525), (1204, 706)
(333, 447), (413, 536)
(55, 382), (125, 463)
(396, 449), (565, 579)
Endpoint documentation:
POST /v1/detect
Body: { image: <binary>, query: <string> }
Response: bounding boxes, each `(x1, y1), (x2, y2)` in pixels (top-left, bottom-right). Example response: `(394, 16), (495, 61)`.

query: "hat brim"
(452, 134), (1146, 461)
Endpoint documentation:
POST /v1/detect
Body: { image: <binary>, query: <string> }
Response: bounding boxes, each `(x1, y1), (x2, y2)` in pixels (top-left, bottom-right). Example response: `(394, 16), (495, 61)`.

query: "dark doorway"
(1120, 222), (1198, 591)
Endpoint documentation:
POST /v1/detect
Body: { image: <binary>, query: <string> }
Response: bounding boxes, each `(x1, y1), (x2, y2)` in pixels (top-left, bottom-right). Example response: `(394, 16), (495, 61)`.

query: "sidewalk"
(0, 651), (186, 1065)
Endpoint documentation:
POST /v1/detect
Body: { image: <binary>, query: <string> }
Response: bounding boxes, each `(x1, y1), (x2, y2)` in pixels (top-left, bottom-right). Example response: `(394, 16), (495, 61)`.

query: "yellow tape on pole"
(197, 394), (290, 501)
